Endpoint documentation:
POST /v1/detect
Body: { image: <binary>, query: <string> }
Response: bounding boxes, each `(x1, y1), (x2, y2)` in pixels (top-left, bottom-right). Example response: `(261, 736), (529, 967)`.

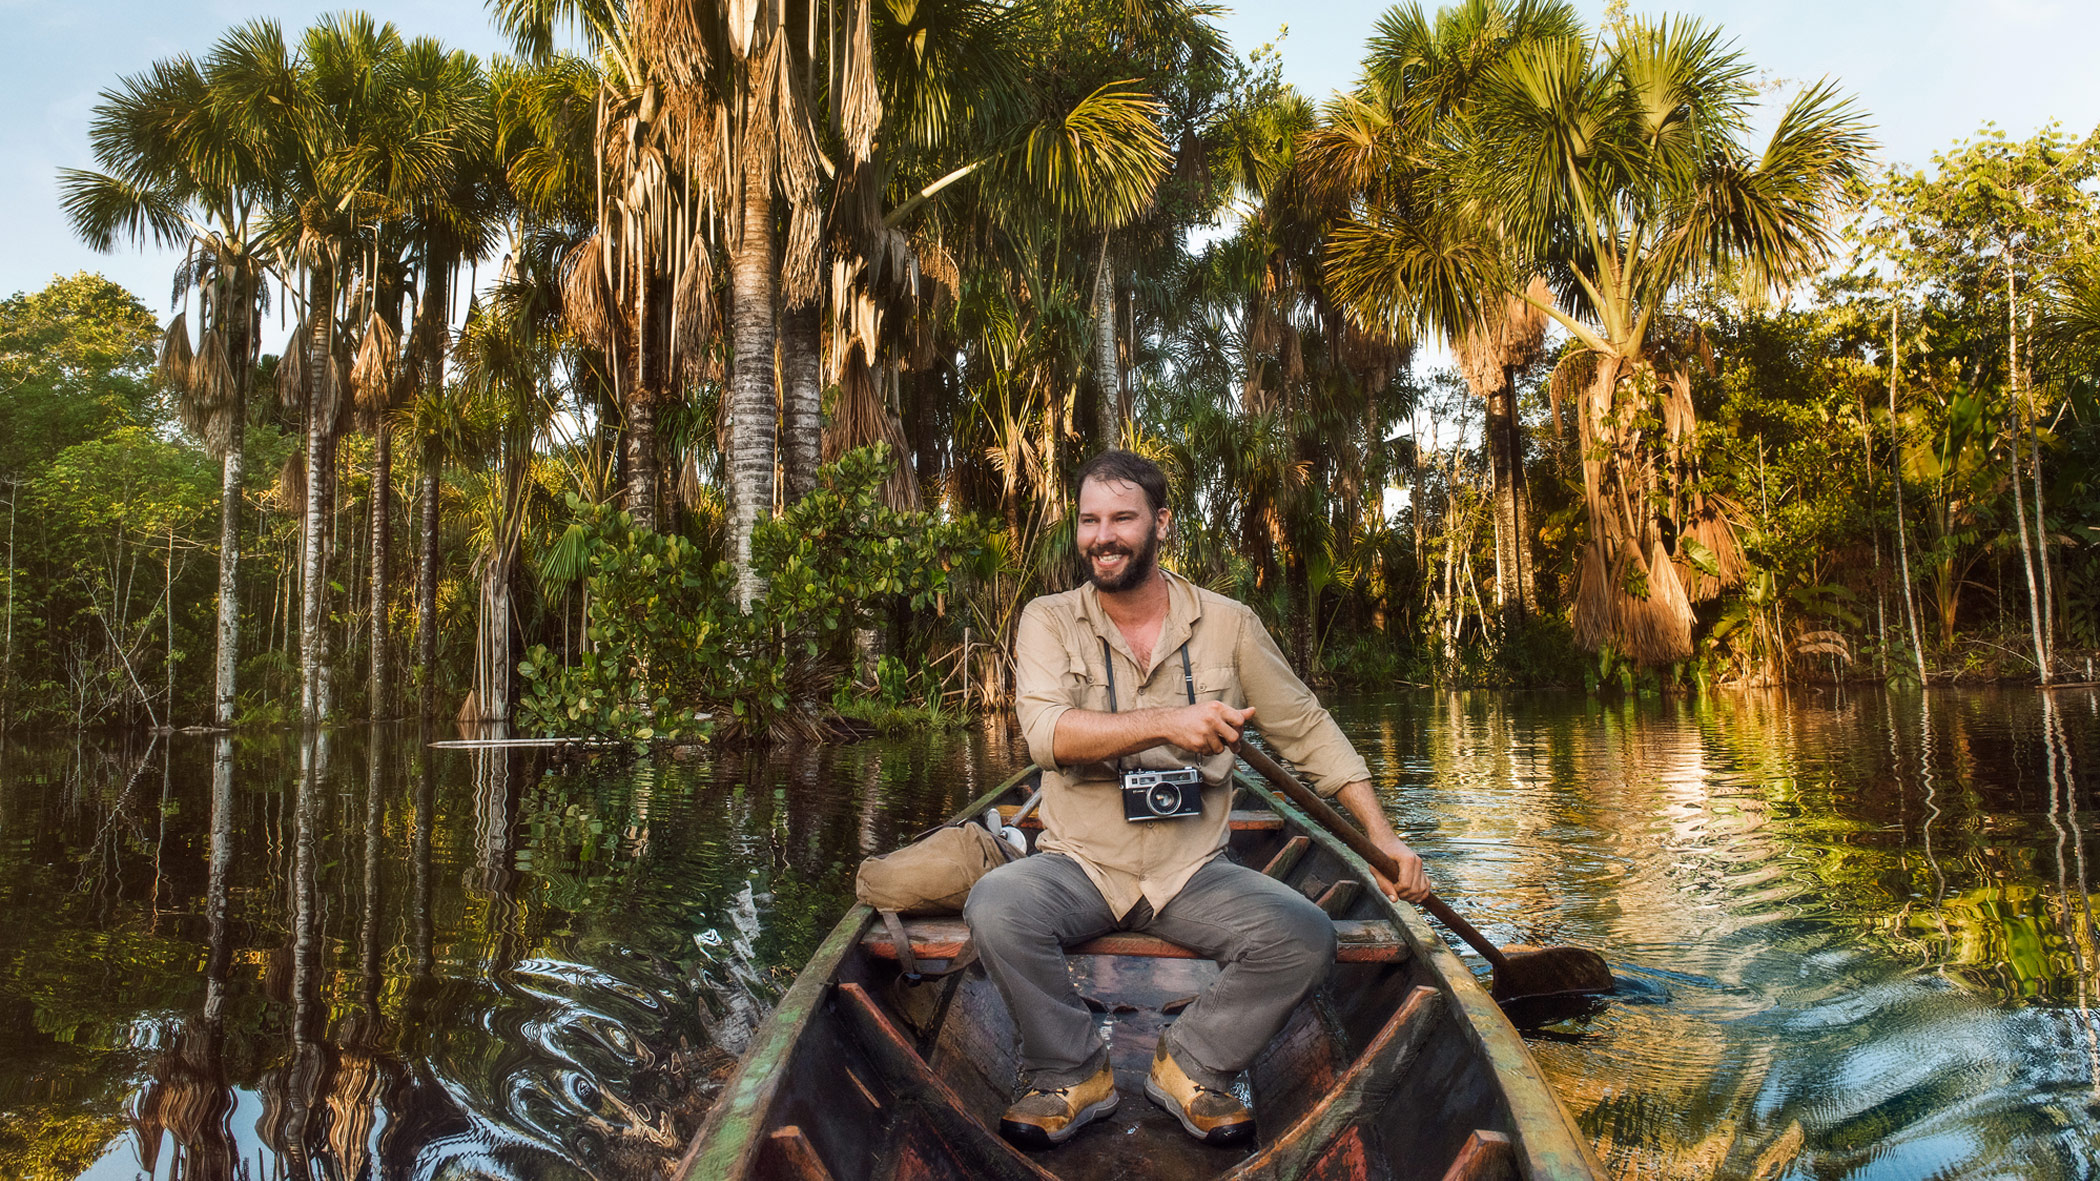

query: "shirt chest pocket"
(1192, 664), (1237, 706)
(1067, 650), (1112, 712)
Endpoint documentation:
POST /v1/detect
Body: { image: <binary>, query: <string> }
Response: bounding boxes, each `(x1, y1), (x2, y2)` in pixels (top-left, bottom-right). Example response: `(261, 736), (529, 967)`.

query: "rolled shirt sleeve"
(1234, 607), (1371, 796)
(1013, 600), (1077, 772)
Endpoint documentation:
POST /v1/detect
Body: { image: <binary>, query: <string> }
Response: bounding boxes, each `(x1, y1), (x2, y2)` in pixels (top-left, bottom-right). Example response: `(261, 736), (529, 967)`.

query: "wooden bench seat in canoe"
(861, 915), (1412, 965)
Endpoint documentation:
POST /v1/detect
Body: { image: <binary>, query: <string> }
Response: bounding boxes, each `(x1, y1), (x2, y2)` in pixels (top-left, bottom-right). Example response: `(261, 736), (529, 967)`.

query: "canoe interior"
(681, 767), (1598, 1181)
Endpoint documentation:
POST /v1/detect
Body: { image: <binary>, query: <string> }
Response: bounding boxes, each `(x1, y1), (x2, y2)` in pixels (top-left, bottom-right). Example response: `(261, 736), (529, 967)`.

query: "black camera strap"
(1100, 637), (1196, 715)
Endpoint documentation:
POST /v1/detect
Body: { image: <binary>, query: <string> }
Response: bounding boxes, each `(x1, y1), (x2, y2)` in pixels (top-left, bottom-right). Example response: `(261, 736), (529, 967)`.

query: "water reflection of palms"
(134, 737), (240, 1181)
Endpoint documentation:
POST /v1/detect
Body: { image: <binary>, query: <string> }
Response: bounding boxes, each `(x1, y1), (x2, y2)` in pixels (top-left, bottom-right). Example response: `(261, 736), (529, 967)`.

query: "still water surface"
(1, 688), (2094, 1179)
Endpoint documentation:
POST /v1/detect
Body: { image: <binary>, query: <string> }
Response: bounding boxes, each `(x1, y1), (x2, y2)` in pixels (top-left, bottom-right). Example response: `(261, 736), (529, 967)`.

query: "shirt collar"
(1078, 567), (1205, 678)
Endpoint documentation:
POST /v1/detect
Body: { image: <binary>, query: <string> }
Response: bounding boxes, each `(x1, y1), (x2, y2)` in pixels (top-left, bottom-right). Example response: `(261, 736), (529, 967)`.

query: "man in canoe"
(968, 448), (1429, 1150)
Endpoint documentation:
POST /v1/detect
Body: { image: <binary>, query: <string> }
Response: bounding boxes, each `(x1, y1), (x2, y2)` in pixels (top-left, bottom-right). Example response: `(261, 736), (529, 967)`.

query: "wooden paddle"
(1232, 740), (1614, 1004)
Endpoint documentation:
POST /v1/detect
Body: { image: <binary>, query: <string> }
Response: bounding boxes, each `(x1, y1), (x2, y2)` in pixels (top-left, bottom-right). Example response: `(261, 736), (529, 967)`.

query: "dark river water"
(2, 688), (2095, 1180)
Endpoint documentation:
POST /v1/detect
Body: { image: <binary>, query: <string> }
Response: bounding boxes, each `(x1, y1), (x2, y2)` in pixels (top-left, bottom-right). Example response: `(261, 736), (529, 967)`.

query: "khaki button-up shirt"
(1013, 569), (1371, 919)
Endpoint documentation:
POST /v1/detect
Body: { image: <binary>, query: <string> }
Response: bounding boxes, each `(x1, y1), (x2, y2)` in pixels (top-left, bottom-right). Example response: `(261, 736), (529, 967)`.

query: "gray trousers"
(964, 852), (1337, 1090)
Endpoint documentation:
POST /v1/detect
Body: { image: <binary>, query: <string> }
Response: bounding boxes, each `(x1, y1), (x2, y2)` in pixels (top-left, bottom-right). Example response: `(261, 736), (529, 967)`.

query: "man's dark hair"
(1075, 449), (1169, 514)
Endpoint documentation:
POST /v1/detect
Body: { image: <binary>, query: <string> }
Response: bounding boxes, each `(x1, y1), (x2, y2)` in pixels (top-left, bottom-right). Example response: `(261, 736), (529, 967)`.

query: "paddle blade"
(1488, 945), (1614, 1003)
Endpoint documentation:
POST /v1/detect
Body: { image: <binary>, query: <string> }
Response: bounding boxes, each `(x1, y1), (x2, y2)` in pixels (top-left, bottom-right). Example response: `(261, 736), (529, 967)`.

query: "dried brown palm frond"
(186, 332), (239, 455)
(1573, 538), (1695, 666)
(841, 0), (881, 164)
(1280, 321), (1304, 386)
(672, 231), (719, 382)
(1676, 492), (1746, 602)
(156, 313), (194, 392)
(274, 447), (307, 514)
(823, 346), (917, 509)
(663, 88), (731, 209)
(1456, 278), (1552, 396)
(350, 311), (399, 423)
(276, 319), (310, 412)
(906, 237), (960, 372)
(1330, 317), (1409, 391)
(637, 0), (713, 83)
(781, 201), (822, 309)
(1658, 364), (1696, 444)
(1545, 350), (1598, 438)
(562, 235), (620, 353)
(318, 356), (350, 435)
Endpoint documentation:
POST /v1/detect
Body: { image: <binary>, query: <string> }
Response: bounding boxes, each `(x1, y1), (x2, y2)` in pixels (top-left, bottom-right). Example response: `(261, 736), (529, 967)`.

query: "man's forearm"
(1050, 706), (1187, 765)
(1334, 780), (1398, 841)
(1333, 779), (1430, 901)
(1051, 700), (1254, 765)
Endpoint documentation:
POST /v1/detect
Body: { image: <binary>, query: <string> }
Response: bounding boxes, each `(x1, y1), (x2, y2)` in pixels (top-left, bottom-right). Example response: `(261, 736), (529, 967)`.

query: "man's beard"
(1085, 524), (1160, 593)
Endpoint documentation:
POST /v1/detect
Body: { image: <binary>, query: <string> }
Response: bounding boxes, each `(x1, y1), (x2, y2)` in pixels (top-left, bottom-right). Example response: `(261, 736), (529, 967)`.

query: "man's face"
(1076, 477), (1167, 593)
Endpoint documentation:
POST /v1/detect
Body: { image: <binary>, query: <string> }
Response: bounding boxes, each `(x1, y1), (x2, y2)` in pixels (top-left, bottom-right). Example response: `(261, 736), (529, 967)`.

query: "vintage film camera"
(1121, 766), (1205, 822)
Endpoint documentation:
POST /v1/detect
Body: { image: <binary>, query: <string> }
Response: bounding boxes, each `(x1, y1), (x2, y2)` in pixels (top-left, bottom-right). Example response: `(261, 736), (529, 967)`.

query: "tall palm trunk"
(782, 304), (822, 503)
(624, 272), (659, 532)
(729, 151), (778, 610)
(1484, 373), (1532, 620)
(1092, 233), (1119, 447)
(212, 380), (246, 729)
(2006, 269), (2050, 683)
(299, 276), (338, 724)
(1889, 302), (1927, 681)
(412, 254), (450, 718)
(416, 462), (439, 717)
(368, 421), (391, 718)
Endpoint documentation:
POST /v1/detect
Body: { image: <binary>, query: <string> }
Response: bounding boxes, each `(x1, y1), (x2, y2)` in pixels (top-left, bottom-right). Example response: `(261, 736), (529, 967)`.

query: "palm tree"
(1314, 0), (1584, 625)
(61, 53), (279, 729)
(1470, 16), (1872, 664)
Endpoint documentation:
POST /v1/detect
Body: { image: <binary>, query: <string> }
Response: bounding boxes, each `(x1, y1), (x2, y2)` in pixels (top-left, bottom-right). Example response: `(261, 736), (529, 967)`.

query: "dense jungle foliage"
(9, 0), (2097, 736)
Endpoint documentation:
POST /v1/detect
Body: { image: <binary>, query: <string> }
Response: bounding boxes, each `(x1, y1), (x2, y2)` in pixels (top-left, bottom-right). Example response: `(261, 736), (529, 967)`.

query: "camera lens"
(1148, 784), (1183, 815)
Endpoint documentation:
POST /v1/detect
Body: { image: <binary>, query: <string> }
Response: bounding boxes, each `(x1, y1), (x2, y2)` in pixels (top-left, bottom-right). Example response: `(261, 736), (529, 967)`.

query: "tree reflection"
(131, 736), (239, 1181)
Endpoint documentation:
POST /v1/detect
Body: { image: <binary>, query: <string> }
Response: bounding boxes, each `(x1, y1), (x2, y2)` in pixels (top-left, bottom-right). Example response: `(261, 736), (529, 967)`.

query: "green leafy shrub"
(517, 445), (984, 742)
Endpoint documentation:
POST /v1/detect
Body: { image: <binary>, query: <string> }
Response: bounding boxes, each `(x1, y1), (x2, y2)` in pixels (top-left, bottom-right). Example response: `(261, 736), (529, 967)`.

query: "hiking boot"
(998, 1059), (1118, 1149)
(1145, 1038), (1254, 1145)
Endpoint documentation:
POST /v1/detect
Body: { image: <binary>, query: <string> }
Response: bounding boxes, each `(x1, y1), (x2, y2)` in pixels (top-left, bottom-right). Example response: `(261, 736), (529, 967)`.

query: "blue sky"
(6, 0), (2097, 310)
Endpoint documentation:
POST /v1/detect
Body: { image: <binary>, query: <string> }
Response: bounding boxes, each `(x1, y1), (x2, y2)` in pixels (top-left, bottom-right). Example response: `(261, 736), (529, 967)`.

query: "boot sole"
(1145, 1077), (1255, 1146)
(999, 1091), (1119, 1149)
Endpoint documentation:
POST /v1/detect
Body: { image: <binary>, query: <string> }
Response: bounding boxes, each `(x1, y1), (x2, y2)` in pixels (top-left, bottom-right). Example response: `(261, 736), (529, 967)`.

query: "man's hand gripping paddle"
(1231, 740), (1614, 1005)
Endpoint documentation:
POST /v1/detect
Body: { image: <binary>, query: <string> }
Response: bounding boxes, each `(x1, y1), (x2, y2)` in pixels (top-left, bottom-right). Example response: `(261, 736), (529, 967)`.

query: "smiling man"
(966, 449), (1427, 1150)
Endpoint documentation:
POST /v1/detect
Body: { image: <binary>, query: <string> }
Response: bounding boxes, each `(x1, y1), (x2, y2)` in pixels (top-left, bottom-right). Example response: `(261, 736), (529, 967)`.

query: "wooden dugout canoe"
(674, 765), (1603, 1181)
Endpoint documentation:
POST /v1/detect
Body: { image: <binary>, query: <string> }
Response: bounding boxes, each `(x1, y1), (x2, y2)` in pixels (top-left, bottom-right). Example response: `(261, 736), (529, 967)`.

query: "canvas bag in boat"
(855, 818), (1018, 979)
(855, 818), (1017, 916)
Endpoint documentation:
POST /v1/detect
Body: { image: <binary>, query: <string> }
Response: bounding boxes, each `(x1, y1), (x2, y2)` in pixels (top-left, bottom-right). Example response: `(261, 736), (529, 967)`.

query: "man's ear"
(1156, 507), (1173, 540)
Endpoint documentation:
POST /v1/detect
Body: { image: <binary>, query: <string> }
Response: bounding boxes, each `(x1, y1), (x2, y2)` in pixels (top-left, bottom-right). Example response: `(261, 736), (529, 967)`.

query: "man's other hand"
(1367, 833), (1429, 903)
(1162, 702), (1255, 755)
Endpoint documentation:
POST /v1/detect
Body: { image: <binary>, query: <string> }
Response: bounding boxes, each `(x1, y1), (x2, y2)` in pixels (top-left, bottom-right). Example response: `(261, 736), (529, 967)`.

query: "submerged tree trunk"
(729, 150), (777, 610)
(782, 303), (822, 503)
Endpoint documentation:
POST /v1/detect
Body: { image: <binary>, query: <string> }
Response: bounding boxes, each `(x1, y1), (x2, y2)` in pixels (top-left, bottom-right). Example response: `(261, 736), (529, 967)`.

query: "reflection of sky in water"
(5, 690), (2095, 1179)
(1335, 688), (2100, 1179)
